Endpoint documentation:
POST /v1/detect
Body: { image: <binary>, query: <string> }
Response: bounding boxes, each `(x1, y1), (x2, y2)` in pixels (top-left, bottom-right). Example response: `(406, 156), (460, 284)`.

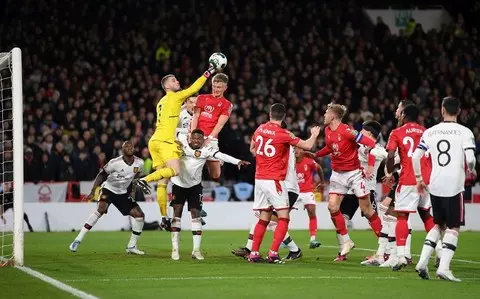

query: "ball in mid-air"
(209, 52), (227, 70)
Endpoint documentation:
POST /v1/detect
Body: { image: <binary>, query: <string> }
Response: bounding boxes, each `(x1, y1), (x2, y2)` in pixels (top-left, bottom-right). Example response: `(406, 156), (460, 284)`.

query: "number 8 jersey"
(417, 122), (475, 197)
(252, 122), (300, 181)
(386, 122), (432, 186)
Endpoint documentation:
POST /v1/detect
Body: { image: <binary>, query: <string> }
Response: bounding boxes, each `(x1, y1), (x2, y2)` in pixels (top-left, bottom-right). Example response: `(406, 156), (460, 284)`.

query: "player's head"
(185, 97), (197, 114)
(324, 103), (347, 125)
(190, 129), (205, 149)
(395, 99), (414, 120)
(401, 104), (420, 123)
(361, 120), (382, 141)
(294, 146), (305, 159)
(161, 74), (181, 92)
(269, 103), (286, 122)
(212, 73), (228, 97)
(441, 96), (461, 118)
(122, 140), (134, 157)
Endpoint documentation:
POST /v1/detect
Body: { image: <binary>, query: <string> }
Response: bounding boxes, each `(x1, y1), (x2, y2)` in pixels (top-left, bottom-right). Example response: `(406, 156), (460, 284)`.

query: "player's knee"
(97, 204), (108, 215)
(417, 207), (431, 221)
(327, 202), (340, 213)
(306, 206), (316, 217)
(190, 208), (201, 219)
(276, 209), (290, 219)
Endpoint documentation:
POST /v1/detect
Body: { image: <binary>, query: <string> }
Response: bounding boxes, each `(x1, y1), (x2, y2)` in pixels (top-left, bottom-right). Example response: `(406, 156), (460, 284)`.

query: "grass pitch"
(1, 230), (480, 298)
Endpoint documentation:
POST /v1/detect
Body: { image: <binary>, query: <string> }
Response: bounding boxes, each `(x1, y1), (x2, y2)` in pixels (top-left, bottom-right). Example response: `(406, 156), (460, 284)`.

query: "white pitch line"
(322, 245), (480, 265)
(65, 276), (399, 283)
(15, 265), (99, 299)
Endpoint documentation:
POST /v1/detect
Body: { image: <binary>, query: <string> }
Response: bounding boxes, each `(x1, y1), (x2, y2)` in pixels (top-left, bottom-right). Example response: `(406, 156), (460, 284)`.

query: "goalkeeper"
(136, 60), (221, 226)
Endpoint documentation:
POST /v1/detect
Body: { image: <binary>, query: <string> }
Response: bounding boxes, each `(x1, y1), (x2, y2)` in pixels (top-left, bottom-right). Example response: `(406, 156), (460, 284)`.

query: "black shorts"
(431, 193), (465, 228)
(340, 191), (377, 219)
(99, 188), (139, 216)
(171, 184), (203, 210)
(387, 183), (397, 200)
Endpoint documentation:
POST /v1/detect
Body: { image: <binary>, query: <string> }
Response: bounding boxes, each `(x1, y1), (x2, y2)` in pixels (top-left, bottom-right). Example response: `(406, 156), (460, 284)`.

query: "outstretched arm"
(212, 151), (251, 169)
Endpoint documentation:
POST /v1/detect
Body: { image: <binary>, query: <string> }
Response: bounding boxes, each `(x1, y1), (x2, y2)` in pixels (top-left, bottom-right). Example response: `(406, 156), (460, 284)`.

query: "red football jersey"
(296, 157), (317, 193)
(252, 122), (300, 181)
(386, 122), (432, 186)
(325, 123), (363, 172)
(195, 94), (232, 137)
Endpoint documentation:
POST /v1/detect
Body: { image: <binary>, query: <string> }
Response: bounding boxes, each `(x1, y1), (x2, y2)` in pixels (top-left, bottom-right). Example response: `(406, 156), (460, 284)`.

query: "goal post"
(0, 47), (24, 267)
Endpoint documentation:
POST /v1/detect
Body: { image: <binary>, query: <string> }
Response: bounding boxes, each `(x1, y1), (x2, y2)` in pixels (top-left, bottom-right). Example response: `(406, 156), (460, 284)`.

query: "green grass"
(1, 230), (480, 299)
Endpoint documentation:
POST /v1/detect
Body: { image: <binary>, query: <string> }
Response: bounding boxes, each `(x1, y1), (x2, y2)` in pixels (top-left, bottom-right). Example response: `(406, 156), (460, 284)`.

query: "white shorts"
(294, 192), (316, 208)
(207, 138), (220, 161)
(394, 185), (432, 213)
(329, 169), (369, 198)
(253, 179), (289, 211)
(284, 171), (300, 194)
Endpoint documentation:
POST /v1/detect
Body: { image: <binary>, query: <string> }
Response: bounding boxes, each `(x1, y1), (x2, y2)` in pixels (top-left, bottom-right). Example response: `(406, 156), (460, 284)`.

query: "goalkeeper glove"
(135, 179), (152, 195)
(204, 63), (217, 78)
(160, 217), (172, 232)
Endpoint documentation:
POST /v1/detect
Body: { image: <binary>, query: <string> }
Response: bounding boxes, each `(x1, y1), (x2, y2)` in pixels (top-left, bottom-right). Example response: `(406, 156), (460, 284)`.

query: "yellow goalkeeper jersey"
(150, 75), (207, 143)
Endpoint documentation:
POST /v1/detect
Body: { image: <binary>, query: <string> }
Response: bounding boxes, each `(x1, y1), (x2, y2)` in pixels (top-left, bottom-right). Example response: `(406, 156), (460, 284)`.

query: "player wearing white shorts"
(315, 104), (380, 260)
(170, 129), (249, 260)
(413, 97), (476, 282)
(69, 141), (148, 255)
(247, 103), (320, 263)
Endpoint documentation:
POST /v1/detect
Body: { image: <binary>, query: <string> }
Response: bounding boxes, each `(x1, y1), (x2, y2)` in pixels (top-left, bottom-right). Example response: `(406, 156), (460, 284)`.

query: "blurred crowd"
(1, 0), (479, 184)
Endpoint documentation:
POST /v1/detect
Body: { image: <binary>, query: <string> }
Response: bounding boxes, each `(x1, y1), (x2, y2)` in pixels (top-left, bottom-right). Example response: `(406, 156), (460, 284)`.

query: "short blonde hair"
(212, 73), (228, 84)
(327, 103), (347, 120)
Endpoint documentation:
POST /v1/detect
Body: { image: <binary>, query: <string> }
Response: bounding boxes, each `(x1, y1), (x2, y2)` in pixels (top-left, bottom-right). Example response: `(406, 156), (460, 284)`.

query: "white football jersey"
(172, 134), (241, 188)
(103, 156), (144, 194)
(418, 122), (476, 197)
(285, 146), (300, 194)
(358, 144), (387, 191)
(176, 108), (193, 136)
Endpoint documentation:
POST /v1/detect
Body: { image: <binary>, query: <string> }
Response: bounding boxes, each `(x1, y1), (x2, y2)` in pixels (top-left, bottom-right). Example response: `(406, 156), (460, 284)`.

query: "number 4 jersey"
(386, 122), (432, 186)
(417, 122), (475, 197)
(252, 122), (300, 181)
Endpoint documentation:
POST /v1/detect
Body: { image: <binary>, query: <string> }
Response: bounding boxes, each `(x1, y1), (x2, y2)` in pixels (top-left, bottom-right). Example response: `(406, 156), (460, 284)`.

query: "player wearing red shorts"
(315, 103), (381, 259)
(190, 73), (232, 181)
(248, 103), (320, 263)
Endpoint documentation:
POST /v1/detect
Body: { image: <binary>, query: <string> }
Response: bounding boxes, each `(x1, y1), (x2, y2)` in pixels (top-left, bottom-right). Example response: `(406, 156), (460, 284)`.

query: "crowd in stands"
(1, 0), (479, 185)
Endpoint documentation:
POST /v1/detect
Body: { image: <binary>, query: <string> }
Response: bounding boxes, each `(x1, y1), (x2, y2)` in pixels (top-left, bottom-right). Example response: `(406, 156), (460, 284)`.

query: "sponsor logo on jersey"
(205, 105), (214, 113)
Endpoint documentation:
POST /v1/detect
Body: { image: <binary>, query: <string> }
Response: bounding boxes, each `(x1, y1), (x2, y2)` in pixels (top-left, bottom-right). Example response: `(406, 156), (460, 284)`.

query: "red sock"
(395, 215), (409, 246)
(309, 216), (317, 237)
(270, 217), (289, 252)
(366, 212), (382, 237)
(251, 219), (269, 252)
(330, 211), (348, 235)
(423, 214), (435, 232)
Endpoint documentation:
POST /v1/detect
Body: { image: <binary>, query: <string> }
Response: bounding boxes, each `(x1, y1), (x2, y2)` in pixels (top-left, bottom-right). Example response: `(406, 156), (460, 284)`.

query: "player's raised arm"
(296, 126), (321, 150)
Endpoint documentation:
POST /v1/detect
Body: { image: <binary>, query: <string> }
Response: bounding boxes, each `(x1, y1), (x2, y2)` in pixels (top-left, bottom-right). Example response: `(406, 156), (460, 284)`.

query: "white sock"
(280, 232), (298, 252)
(246, 223), (256, 250)
(192, 218), (202, 252)
(310, 235), (316, 242)
(127, 217), (144, 248)
(76, 211), (101, 242)
(336, 233), (342, 252)
(341, 233), (351, 243)
(171, 217), (181, 252)
(417, 225), (441, 269)
(405, 229), (412, 259)
(435, 239), (443, 259)
(438, 229), (459, 272)
(388, 219), (397, 257)
(377, 215), (392, 257)
(376, 237), (388, 259)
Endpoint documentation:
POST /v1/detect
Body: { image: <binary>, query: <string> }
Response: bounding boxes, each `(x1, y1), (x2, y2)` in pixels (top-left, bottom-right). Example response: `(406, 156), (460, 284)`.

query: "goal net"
(0, 48), (24, 267)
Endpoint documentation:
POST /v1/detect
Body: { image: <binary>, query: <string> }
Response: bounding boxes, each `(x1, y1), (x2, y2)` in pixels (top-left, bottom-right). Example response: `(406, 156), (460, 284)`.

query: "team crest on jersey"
(194, 150), (202, 157)
(218, 102), (222, 107)
(133, 167), (139, 173)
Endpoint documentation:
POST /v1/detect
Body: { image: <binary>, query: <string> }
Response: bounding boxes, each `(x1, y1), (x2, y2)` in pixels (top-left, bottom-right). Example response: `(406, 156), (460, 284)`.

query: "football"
(209, 52), (227, 70)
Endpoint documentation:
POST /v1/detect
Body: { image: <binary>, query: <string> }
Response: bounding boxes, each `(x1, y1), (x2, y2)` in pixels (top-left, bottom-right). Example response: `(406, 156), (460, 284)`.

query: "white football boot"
(436, 270), (461, 282)
(69, 240), (81, 252)
(192, 251), (205, 260)
(340, 240), (355, 256)
(171, 249), (180, 261)
(126, 246), (145, 255)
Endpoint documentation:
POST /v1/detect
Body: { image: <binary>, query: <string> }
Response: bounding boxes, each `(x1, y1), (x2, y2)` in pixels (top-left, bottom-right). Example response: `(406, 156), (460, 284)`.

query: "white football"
(209, 52), (227, 70)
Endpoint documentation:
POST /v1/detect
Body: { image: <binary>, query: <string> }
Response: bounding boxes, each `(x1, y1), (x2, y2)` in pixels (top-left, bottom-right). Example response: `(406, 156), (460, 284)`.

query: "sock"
(435, 237), (443, 259)
(76, 211), (101, 241)
(366, 212), (382, 237)
(191, 218), (202, 252)
(395, 215), (409, 259)
(330, 211), (348, 236)
(246, 223), (256, 250)
(144, 167), (177, 183)
(251, 219), (269, 252)
(336, 232), (342, 253)
(417, 225), (441, 269)
(155, 183), (168, 217)
(309, 216), (317, 240)
(270, 217), (289, 252)
(127, 217), (144, 248)
(171, 217), (181, 251)
(438, 229), (459, 272)
(24, 213), (33, 231)
(283, 233), (300, 252)
(376, 232), (388, 258)
(387, 218), (397, 257)
(405, 229), (412, 259)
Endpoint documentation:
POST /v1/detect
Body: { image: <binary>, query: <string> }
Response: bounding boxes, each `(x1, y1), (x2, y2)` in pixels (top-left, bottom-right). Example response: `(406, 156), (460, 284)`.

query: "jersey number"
(403, 136), (415, 157)
(437, 139), (451, 167)
(255, 136), (276, 157)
